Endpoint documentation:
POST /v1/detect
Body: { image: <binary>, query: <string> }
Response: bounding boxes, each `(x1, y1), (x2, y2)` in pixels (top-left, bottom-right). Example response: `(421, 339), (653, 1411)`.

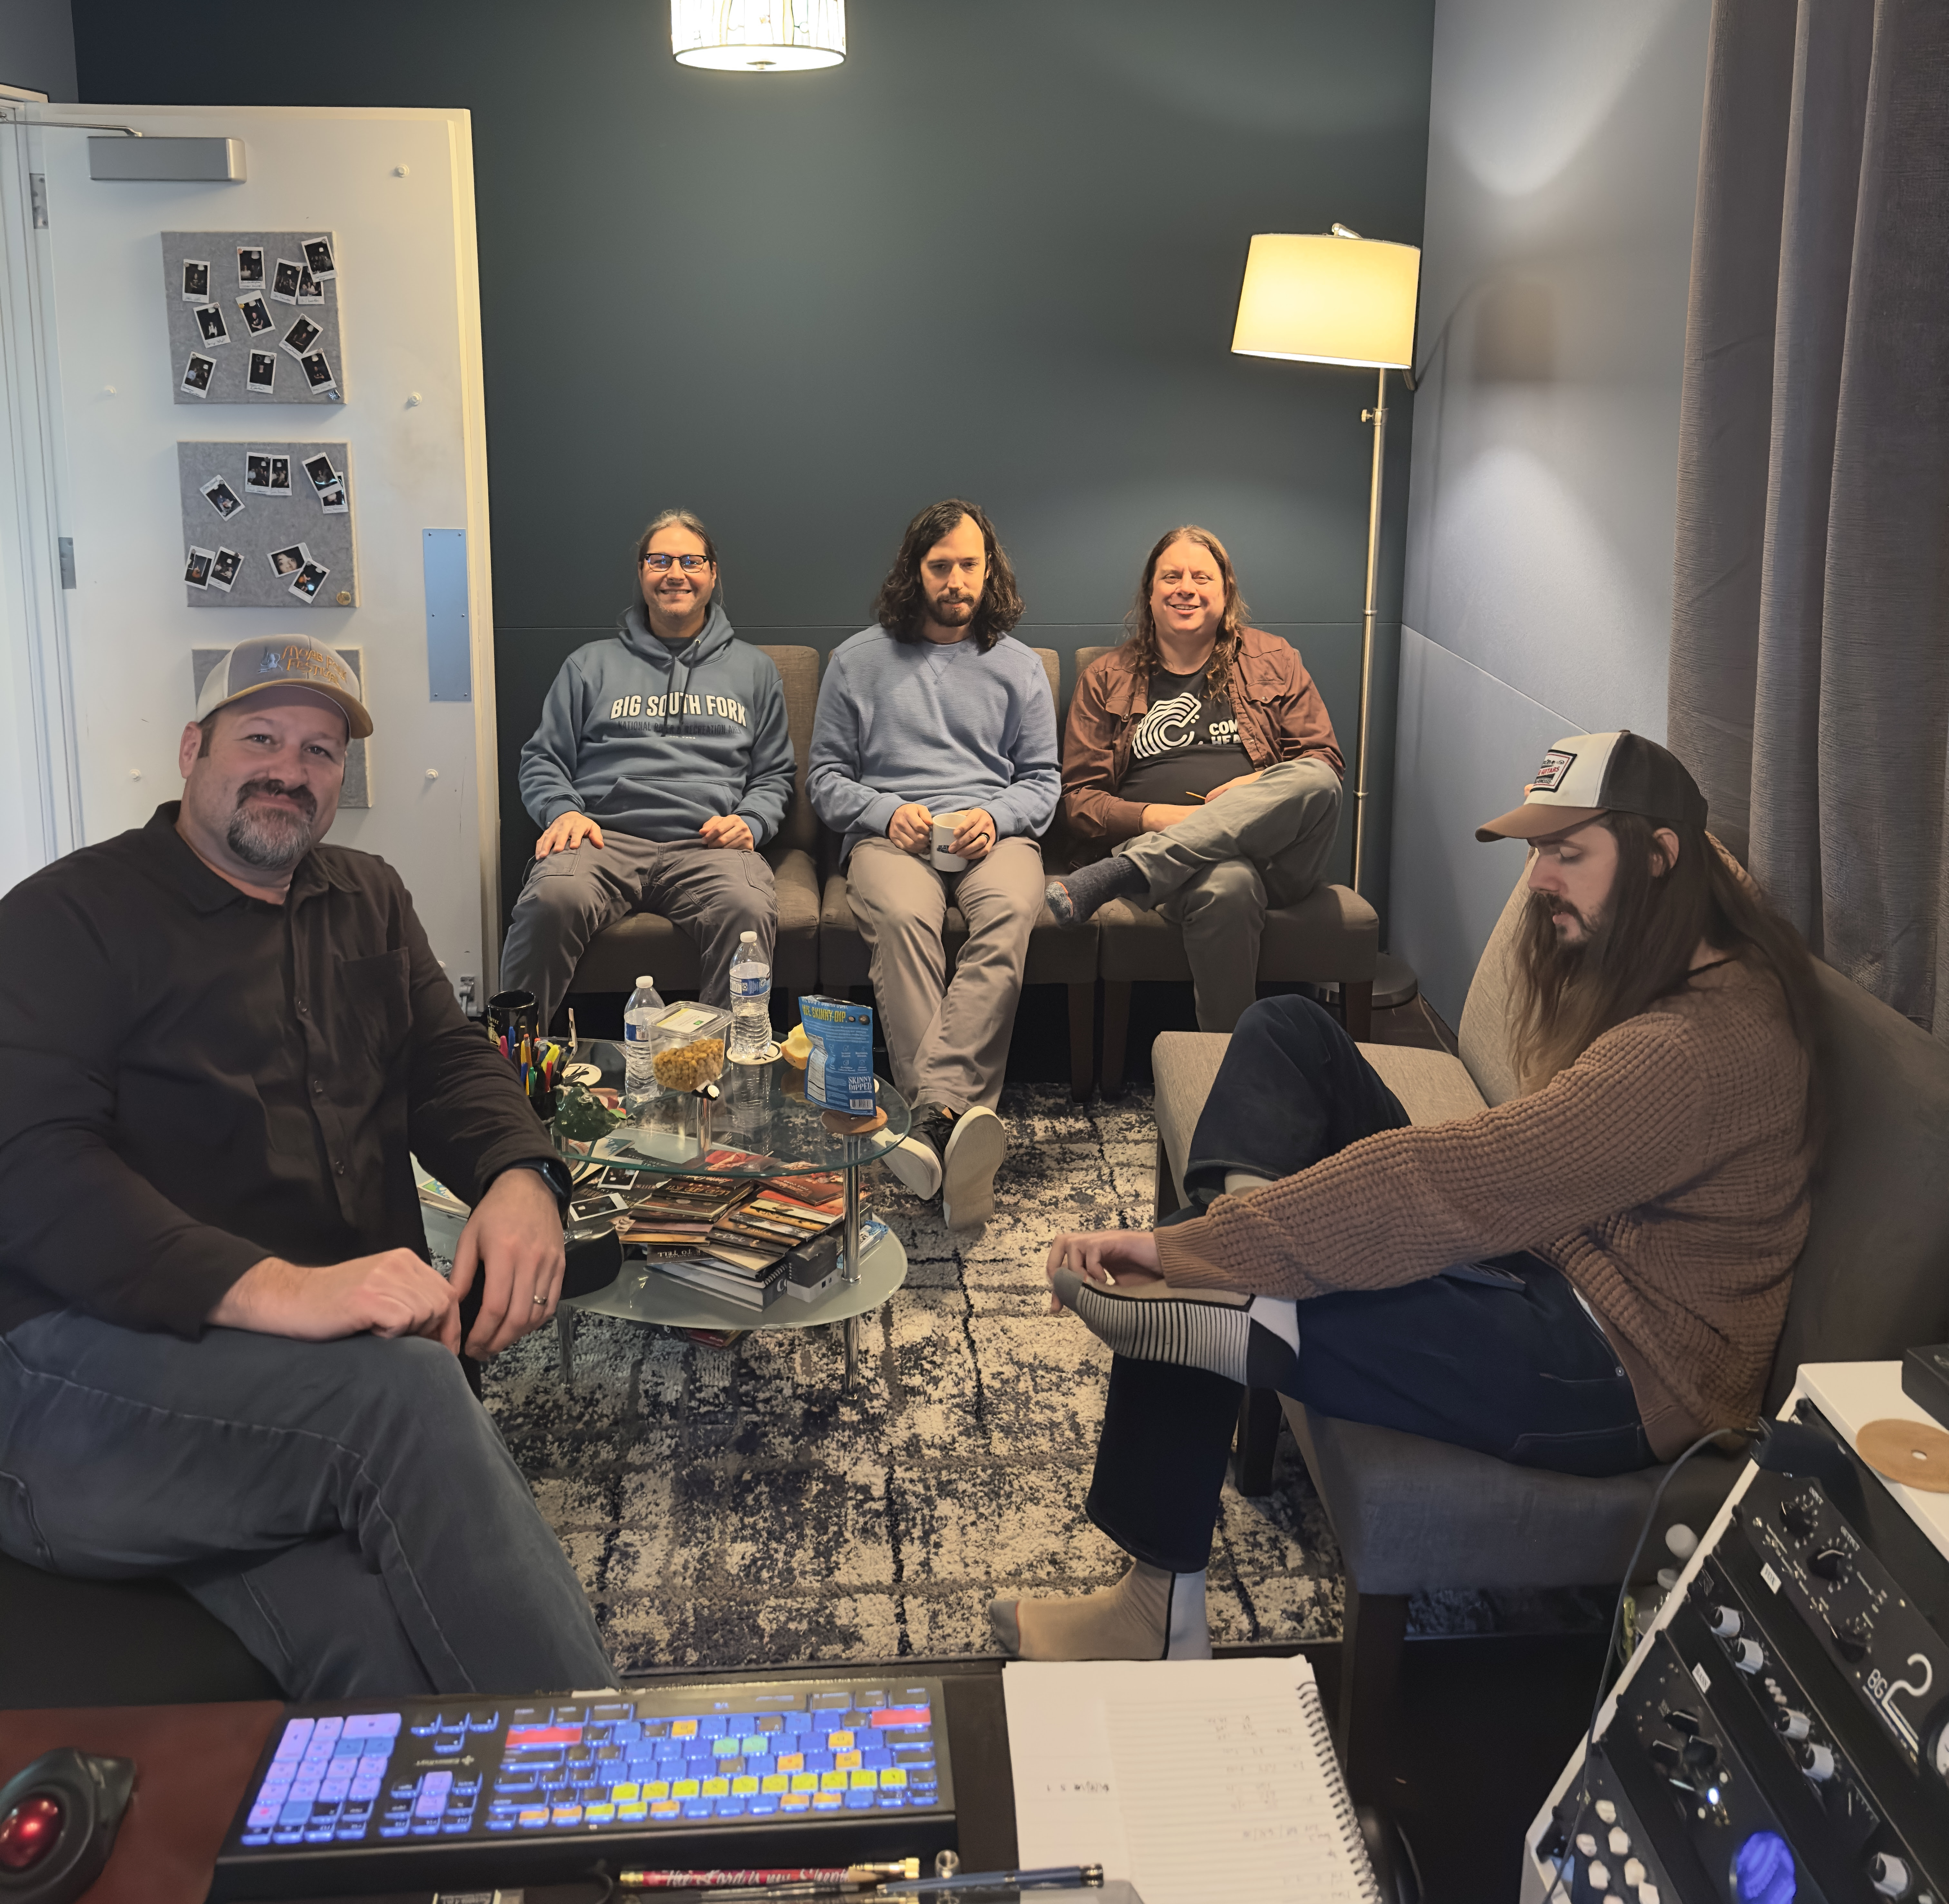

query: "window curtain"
(1666, 0), (1949, 1036)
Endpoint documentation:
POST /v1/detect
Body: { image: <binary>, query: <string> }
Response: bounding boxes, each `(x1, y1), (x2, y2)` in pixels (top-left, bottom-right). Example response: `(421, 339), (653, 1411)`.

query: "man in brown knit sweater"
(990, 731), (1823, 1663)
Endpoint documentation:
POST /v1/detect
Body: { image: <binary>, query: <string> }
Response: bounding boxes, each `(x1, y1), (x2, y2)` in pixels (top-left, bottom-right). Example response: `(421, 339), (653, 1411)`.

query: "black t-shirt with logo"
(1117, 663), (1254, 806)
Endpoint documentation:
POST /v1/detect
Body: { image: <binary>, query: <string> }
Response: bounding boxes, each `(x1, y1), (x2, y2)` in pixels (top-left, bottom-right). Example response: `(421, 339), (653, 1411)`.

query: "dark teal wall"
(73, 0), (1431, 923)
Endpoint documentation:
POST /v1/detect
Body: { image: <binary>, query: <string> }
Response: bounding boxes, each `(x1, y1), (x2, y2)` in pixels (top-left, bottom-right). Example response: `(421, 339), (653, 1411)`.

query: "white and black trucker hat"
(1476, 730), (1707, 843)
(195, 633), (373, 739)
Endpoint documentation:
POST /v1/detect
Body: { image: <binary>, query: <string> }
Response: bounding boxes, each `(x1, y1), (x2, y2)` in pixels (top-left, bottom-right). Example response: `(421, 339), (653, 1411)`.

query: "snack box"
(648, 1002), (731, 1092)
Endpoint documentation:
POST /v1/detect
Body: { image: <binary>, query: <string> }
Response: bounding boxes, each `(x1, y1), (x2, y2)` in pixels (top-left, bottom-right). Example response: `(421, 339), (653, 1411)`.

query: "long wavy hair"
(1512, 812), (1824, 1146)
(872, 499), (1024, 651)
(1120, 526), (1251, 699)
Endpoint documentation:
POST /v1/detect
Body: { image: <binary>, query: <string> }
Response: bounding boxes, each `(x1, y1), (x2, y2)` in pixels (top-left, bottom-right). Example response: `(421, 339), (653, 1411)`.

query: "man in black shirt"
(0, 635), (612, 1698)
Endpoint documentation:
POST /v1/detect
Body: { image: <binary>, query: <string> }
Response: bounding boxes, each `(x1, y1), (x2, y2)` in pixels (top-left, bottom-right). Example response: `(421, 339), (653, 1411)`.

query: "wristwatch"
(492, 1155), (575, 1215)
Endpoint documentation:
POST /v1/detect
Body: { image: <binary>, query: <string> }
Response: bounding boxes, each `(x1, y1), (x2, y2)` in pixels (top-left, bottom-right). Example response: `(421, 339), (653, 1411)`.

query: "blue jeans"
(1085, 997), (1651, 1574)
(0, 1312), (613, 1699)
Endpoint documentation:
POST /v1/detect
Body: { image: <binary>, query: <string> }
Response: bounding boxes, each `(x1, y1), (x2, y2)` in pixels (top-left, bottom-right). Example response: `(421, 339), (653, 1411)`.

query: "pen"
(890, 1866), (1105, 1895)
(1183, 791), (1206, 802)
(620, 1865), (919, 1891)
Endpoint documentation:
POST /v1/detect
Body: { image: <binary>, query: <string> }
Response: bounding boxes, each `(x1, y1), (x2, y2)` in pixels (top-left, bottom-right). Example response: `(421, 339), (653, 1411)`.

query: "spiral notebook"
(1004, 1656), (1380, 1904)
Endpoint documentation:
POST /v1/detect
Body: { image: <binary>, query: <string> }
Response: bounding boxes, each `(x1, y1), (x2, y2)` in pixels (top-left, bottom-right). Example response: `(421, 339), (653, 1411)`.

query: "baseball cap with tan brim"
(195, 633), (373, 739)
(1476, 730), (1707, 842)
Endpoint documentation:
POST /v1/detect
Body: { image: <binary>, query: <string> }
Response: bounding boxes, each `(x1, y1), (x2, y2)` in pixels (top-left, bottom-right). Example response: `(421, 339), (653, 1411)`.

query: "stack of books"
(640, 1167), (855, 1312)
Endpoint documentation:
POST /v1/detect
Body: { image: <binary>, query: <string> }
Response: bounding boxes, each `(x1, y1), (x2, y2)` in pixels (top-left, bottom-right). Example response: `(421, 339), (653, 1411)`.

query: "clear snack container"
(647, 1002), (730, 1093)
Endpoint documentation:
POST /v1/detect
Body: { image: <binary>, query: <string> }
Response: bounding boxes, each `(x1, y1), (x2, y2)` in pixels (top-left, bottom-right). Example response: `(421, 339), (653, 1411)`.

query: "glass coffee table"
(548, 1042), (912, 1390)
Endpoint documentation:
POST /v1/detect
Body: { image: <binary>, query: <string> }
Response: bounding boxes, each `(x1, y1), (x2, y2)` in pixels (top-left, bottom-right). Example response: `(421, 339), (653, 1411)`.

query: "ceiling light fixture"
(671, 1), (846, 72)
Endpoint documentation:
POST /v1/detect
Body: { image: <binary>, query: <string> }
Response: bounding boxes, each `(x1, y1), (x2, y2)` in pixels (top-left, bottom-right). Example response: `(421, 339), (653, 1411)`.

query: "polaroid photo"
(246, 350), (277, 395)
(299, 350), (338, 396)
(236, 246), (264, 292)
(270, 258), (303, 305)
(235, 294), (274, 336)
(289, 560), (329, 605)
(302, 452), (338, 493)
(209, 547), (242, 593)
(280, 315), (321, 360)
(181, 259), (210, 303)
(183, 546), (214, 590)
(268, 454), (291, 496)
(267, 541), (310, 578)
(200, 474), (245, 520)
(567, 1191), (629, 1228)
(245, 451), (274, 495)
(194, 304), (229, 347)
(296, 265), (323, 306)
(180, 352), (215, 399)
(302, 236), (336, 281)
(318, 483), (348, 515)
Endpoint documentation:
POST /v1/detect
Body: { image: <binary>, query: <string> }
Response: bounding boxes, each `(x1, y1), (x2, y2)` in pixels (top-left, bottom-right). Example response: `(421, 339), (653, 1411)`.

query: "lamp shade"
(671, 0), (846, 71)
(1230, 232), (1421, 370)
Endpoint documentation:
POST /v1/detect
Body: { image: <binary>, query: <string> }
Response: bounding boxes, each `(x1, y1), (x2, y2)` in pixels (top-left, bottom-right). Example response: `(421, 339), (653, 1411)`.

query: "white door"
(0, 102), (502, 997)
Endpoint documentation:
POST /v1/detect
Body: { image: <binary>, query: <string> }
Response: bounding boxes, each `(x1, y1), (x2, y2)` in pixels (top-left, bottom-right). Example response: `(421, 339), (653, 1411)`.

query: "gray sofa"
(1150, 869), (1949, 1798)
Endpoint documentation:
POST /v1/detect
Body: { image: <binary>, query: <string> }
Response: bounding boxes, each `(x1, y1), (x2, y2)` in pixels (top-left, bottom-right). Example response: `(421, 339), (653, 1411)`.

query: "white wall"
(1391, 0), (1709, 1020)
(0, 0), (75, 100)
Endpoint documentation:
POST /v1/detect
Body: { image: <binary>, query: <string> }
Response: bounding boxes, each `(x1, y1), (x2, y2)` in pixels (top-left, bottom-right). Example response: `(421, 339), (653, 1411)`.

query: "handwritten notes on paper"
(1005, 1657), (1378, 1904)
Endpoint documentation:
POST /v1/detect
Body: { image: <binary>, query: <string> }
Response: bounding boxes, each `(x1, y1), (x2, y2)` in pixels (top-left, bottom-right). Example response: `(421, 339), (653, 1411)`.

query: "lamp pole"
(1353, 365), (1388, 898)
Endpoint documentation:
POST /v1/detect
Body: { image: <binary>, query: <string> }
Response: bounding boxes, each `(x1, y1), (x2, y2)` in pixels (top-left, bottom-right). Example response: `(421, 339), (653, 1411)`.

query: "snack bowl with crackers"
(647, 1002), (731, 1093)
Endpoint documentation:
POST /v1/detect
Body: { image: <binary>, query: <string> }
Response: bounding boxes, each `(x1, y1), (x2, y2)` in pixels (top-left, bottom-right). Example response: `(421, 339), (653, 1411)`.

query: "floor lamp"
(1232, 225), (1422, 1008)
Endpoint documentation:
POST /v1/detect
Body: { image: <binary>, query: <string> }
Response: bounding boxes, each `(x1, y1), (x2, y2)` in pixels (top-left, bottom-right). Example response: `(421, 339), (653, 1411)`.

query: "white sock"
(1247, 1295), (1300, 1357)
(1223, 1171), (1276, 1196)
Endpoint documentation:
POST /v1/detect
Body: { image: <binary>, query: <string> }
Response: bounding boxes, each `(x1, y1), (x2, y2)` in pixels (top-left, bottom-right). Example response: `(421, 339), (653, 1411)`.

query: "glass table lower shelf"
(558, 1227), (906, 1389)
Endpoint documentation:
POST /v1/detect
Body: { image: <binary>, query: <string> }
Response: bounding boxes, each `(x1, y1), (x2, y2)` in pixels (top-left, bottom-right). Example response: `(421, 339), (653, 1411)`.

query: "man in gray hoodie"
(502, 511), (795, 1023)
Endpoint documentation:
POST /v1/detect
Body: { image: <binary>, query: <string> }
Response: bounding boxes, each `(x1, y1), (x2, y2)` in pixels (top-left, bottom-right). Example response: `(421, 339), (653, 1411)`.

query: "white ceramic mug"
(931, 811), (970, 872)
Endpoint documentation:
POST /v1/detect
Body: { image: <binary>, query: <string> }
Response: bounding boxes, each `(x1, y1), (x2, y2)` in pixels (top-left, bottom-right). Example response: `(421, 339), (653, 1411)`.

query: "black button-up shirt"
(0, 806), (554, 1337)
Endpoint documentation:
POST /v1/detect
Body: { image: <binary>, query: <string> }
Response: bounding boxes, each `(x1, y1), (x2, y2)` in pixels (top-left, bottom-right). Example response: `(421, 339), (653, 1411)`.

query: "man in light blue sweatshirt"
(809, 500), (1060, 1228)
(502, 511), (794, 1023)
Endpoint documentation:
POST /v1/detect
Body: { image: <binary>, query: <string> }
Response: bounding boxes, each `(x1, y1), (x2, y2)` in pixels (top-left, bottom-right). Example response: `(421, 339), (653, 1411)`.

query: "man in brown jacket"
(1047, 528), (1344, 1030)
(991, 731), (1822, 1662)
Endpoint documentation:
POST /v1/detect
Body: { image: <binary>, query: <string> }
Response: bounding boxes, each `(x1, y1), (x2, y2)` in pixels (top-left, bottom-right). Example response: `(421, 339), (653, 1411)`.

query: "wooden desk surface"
(0, 1701), (281, 1904)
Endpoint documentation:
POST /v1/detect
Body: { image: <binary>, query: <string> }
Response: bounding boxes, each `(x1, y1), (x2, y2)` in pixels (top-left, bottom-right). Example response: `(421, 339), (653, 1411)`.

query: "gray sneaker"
(941, 1105), (1006, 1230)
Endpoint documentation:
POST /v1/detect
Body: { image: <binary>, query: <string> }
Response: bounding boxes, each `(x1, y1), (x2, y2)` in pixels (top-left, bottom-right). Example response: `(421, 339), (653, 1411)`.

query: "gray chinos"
(1112, 758), (1343, 1031)
(844, 835), (1044, 1115)
(500, 833), (777, 1025)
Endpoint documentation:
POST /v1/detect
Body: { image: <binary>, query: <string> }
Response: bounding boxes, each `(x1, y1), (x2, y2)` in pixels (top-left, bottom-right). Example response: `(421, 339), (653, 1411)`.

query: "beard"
(927, 591), (976, 626)
(227, 779), (319, 870)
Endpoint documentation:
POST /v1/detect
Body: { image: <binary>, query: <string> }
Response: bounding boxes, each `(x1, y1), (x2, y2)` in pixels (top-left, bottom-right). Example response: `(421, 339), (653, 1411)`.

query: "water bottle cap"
(635, 975), (654, 988)
(740, 931), (756, 942)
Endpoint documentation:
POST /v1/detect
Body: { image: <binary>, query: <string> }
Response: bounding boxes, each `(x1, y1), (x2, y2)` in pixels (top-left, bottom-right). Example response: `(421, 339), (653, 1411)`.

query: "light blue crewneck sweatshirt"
(807, 626), (1061, 863)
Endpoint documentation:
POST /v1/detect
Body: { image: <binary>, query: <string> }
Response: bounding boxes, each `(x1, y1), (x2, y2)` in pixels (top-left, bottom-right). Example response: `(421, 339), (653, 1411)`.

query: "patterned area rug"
(478, 1084), (1347, 1675)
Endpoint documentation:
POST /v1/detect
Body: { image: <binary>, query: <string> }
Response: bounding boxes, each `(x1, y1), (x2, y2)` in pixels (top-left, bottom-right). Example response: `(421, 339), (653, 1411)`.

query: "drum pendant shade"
(671, 0), (847, 71)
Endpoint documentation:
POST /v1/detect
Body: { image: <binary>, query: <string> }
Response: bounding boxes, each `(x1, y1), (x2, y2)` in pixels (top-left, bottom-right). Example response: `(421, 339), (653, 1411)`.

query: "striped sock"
(1052, 1269), (1300, 1388)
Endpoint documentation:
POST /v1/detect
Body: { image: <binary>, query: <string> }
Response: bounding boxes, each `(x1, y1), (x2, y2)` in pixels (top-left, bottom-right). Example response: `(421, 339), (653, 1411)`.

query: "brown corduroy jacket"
(1060, 627), (1344, 847)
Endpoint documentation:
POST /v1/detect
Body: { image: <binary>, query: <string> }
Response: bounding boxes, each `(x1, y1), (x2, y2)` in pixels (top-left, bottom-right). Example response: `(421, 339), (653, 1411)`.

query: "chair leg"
(1101, 981), (1132, 1099)
(1230, 1387), (1281, 1496)
(1342, 979), (1374, 1042)
(1338, 1590), (1408, 1804)
(1067, 981), (1095, 1102)
(1152, 1137), (1181, 1225)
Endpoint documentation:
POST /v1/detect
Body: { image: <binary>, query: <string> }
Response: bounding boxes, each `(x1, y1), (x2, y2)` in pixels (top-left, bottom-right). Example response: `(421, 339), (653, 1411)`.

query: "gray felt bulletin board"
(163, 231), (344, 406)
(179, 440), (358, 608)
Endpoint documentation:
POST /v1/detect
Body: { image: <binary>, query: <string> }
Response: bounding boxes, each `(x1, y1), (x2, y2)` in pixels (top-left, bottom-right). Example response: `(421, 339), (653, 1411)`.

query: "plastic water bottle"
(729, 931), (773, 1059)
(623, 974), (664, 1108)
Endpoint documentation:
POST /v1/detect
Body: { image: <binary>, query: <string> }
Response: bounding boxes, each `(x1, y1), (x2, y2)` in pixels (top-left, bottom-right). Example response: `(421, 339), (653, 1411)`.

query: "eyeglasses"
(642, 553), (713, 572)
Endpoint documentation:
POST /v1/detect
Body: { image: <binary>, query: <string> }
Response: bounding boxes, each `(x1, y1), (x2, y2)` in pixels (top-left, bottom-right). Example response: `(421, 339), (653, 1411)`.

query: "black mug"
(487, 989), (539, 1064)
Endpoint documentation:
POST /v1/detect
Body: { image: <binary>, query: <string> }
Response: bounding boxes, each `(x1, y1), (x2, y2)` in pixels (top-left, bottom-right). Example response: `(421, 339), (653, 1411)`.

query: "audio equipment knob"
(1708, 1605), (1742, 1639)
(1589, 1861), (1611, 1891)
(1799, 1743), (1837, 1782)
(1830, 1615), (1871, 1662)
(1780, 1498), (1816, 1540)
(1682, 1737), (1719, 1772)
(1663, 1708), (1701, 1736)
(1649, 1741), (1682, 1775)
(1732, 1639), (1767, 1674)
(1641, 1885), (1661, 1904)
(1608, 1827), (1632, 1856)
(1624, 1859), (1648, 1887)
(1595, 1800), (1618, 1824)
(1576, 1833), (1599, 1858)
(1870, 1854), (1912, 1898)
(1810, 1546), (1851, 1582)
(1775, 1709), (1812, 1743)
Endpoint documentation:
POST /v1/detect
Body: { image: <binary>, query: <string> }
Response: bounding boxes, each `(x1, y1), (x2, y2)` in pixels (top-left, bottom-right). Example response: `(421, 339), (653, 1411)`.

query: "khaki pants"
(844, 835), (1044, 1115)
(1113, 758), (1343, 1032)
(500, 833), (777, 1026)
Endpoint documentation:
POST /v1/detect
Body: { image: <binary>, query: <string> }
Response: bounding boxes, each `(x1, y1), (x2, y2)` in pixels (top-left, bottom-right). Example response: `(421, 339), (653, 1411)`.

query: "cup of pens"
(486, 989), (563, 1119)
